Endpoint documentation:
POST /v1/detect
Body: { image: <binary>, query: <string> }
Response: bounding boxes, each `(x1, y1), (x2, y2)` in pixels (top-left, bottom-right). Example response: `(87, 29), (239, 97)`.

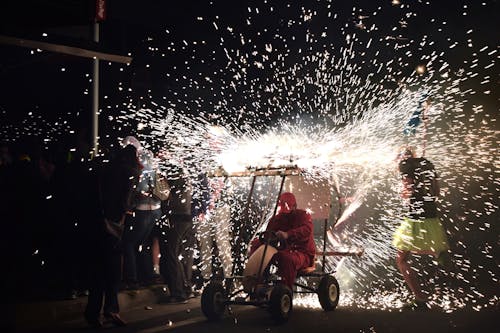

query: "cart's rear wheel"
(317, 275), (339, 311)
(201, 282), (226, 321)
(269, 284), (293, 323)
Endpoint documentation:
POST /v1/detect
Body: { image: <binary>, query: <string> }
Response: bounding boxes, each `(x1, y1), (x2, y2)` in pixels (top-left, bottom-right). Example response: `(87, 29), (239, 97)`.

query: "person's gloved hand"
(275, 230), (289, 240)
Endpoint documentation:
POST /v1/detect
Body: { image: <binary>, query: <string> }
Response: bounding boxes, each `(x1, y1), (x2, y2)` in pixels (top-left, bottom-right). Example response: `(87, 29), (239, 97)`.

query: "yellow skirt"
(393, 217), (449, 254)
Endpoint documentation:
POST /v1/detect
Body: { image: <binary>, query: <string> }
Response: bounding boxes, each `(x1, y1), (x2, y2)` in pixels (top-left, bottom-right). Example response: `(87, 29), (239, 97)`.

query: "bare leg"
(396, 250), (427, 301)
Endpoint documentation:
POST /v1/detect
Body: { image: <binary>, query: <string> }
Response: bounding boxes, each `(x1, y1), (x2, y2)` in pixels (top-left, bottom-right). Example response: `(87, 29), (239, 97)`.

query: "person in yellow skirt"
(393, 147), (450, 309)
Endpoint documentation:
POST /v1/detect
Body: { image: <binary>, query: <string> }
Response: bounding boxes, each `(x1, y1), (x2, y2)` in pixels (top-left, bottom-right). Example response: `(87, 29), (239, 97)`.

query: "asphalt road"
(20, 297), (498, 333)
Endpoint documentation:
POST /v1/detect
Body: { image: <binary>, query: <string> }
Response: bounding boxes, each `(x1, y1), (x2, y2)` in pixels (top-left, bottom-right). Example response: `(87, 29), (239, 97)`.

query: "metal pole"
(92, 22), (100, 157)
(272, 173), (287, 216)
(243, 175), (257, 225)
(232, 175), (258, 277)
(322, 218), (327, 273)
(256, 172), (286, 281)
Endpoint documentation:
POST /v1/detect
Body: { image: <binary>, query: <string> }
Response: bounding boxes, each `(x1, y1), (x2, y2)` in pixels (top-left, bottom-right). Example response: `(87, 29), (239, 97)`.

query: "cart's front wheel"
(317, 275), (340, 311)
(269, 284), (293, 323)
(201, 282), (226, 321)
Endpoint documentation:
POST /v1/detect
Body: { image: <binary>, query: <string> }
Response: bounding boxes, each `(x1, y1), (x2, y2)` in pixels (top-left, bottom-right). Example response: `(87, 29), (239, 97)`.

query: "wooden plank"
(0, 34), (132, 64)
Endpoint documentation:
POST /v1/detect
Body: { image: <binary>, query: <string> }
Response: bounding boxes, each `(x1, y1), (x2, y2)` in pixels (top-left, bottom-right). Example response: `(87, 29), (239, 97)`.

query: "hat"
(278, 192), (297, 214)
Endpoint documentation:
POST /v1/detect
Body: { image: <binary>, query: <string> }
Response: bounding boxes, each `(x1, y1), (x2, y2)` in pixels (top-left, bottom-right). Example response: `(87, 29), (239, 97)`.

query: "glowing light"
(109, 5), (497, 308)
(416, 64), (427, 74)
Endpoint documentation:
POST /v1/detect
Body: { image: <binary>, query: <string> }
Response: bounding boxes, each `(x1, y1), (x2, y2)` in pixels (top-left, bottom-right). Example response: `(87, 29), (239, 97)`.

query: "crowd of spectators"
(0, 135), (235, 307)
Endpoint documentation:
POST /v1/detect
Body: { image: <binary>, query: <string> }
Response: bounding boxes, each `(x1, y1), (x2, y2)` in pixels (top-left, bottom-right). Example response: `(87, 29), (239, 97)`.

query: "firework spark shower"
(92, 0), (499, 313)
(1, 0), (498, 316)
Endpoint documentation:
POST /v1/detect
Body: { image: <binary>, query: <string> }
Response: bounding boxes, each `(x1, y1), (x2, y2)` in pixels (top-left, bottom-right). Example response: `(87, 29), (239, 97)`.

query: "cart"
(201, 166), (363, 323)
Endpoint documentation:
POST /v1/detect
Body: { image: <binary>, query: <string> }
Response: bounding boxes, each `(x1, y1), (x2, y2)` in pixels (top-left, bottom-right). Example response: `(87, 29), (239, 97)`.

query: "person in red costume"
(249, 192), (316, 289)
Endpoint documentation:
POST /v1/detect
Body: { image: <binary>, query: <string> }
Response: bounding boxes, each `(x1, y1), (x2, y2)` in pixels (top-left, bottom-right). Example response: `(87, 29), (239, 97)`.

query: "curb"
(14, 285), (170, 331)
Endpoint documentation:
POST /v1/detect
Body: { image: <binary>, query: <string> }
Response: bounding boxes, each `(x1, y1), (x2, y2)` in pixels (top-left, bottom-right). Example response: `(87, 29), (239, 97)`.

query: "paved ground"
(12, 286), (499, 333)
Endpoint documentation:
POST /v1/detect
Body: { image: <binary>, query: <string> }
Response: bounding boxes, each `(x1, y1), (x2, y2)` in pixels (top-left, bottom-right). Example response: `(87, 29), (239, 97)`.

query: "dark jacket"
(165, 165), (192, 217)
(99, 161), (139, 222)
(191, 173), (210, 217)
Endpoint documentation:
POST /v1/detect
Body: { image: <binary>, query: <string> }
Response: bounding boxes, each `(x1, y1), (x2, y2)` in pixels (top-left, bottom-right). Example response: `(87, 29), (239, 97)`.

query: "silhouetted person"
(162, 163), (192, 304)
(123, 147), (162, 289)
(84, 145), (140, 328)
(198, 177), (233, 282)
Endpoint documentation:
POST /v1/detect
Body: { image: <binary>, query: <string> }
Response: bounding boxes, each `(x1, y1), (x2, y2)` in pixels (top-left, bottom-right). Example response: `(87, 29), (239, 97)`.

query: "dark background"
(1, 0), (498, 147)
(0, 0), (498, 312)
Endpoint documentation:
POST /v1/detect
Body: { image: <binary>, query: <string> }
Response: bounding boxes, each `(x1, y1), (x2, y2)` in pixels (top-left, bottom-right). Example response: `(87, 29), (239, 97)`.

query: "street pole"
(92, 22), (100, 157)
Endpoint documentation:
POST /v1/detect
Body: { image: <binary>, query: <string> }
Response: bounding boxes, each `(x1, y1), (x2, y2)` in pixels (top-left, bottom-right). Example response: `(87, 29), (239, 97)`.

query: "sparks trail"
(3, 1), (495, 313)
(126, 83), (496, 311)
(110, 1), (497, 313)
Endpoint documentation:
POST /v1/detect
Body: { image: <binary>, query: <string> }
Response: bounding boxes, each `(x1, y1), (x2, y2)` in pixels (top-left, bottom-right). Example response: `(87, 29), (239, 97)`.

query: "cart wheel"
(269, 284), (293, 323)
(317, 275), (340, 311)
(201, 282), (226, 321)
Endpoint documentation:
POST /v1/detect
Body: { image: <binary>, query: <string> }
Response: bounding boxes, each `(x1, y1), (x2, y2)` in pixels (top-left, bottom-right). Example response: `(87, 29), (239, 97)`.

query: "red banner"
(95, 0), (106, 21)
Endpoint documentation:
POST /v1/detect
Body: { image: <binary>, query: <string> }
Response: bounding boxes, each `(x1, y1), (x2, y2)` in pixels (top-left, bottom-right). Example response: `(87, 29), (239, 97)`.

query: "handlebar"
(258, 230), (286, 250)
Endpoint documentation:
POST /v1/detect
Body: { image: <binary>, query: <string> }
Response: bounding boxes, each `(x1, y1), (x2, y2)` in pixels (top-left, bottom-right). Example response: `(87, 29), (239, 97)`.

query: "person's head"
(115, 144), (138, 167)
(397, 146), (416, 162)
(278, 192), (297, 214)
(121, 136), (142, 154)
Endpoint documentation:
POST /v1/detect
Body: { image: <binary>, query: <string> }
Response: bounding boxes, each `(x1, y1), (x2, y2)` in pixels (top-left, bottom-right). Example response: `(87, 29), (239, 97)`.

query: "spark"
(4, 0), (497, 314)
(416, 65), (426, 74)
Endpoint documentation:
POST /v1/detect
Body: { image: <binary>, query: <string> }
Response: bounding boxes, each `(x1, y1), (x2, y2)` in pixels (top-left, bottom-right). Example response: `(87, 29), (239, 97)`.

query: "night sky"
(1, 0), (498, 137)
